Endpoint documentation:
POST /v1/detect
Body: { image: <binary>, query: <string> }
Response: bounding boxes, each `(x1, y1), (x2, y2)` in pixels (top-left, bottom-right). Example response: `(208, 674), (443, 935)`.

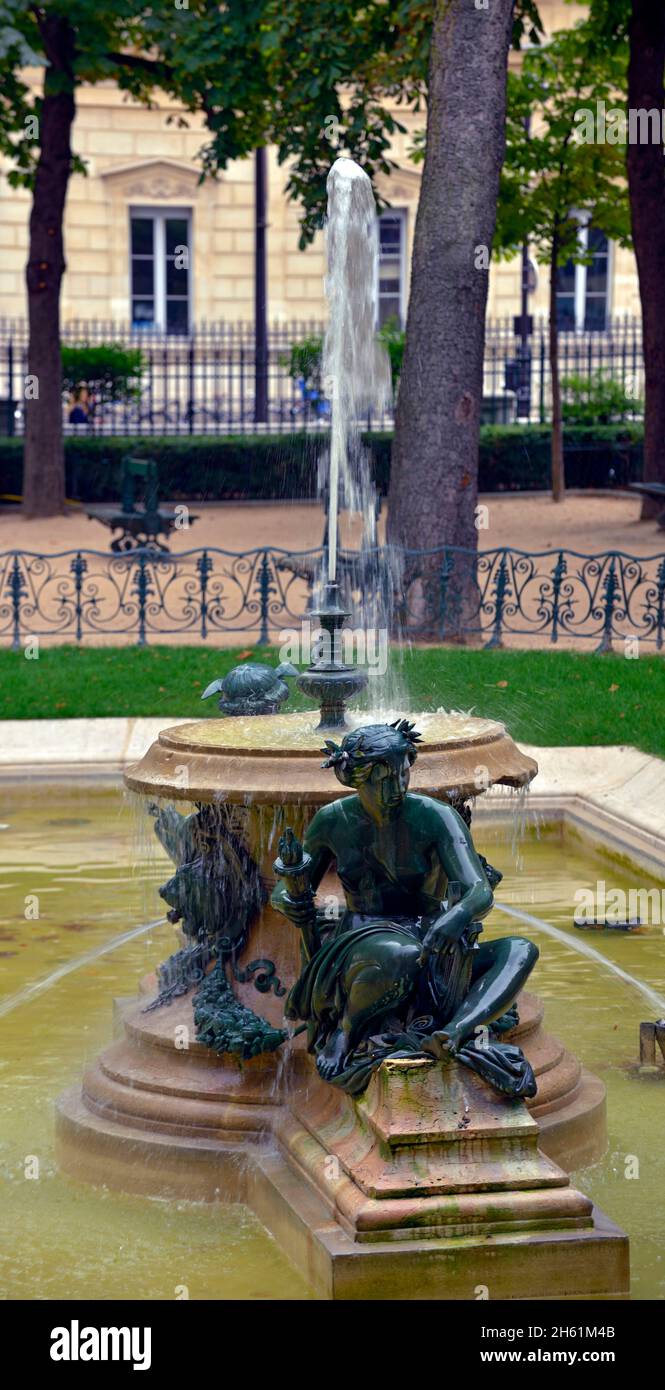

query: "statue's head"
(321, 720), (422, 819)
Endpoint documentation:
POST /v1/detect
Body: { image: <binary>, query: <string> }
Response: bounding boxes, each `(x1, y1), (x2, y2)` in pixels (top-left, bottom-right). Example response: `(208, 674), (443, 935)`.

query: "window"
(130, 208), (191, 332)
(377, 210), (406, 328)
(555, 224), (610, 331)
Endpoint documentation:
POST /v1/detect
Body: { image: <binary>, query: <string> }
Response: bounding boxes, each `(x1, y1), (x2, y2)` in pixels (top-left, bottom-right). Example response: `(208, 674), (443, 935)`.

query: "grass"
(0, 644), (663, 758)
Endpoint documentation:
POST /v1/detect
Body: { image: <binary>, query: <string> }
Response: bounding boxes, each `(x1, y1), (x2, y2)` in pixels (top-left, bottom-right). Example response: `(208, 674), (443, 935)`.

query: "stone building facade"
(0, 0), (641, 334)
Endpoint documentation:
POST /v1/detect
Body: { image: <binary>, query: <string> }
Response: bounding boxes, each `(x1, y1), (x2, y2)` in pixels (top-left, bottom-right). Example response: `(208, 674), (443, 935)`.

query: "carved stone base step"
(278, 1058), (593, 1244)
(252, 1166), (627, 1301)
(57, 1084), (628, 1298)
(62, 985), (607, 1168)
(55, 984), (628, 1298)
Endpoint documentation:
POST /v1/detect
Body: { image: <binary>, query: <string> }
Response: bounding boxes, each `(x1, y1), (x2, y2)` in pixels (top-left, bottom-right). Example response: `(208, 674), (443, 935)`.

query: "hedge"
(477, 423), (643, 492)
(0, 425), (643, 504)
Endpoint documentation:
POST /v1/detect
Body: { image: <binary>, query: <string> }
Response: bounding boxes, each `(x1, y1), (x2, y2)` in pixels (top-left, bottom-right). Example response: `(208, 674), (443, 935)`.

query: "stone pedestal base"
(55, 986), (628, 1299)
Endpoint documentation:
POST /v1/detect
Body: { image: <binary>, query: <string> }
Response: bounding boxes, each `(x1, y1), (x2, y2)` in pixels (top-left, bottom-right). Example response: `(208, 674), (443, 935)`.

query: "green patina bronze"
(145, 802), (287, 1056)
(194, 960), (286, 1059)
(201, 660), (298, 716)
(272, 720), (539, 1099)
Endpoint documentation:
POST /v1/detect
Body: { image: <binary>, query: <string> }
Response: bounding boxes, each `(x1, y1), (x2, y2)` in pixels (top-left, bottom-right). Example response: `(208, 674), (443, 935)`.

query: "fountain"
(55, 159), (628, 1300)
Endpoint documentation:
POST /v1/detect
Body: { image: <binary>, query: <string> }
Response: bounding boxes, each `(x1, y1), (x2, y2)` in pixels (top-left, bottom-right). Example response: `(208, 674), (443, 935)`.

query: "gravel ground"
(1, 490), (663, 558)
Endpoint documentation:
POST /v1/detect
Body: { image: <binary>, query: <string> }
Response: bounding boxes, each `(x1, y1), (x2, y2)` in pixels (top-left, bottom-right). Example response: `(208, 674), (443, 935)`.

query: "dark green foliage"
(0, 431), (391, 501)
(61, 344), (145, 405)
(478, 424), (643, 490)
(286, 321), (405, 393)
(0, 426), (643, 503)
(497, 23), (631, 265)
(279, 338), (324, 391)
(0, 2), (268, 191)
(377, 317), (405, 390)
(0, 1), (540, 250)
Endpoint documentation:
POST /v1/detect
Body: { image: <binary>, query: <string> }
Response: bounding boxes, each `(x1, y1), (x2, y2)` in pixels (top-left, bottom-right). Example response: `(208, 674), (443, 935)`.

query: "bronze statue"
(201, 660), (297, 716)
(145, 802), (286, 1057)
(272, 720), (539, 1098)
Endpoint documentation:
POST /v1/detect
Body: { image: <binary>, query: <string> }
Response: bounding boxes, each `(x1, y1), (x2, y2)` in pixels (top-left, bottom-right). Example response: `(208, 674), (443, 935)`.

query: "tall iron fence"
(0, 316), (645, 436)
(2, 544), (664, 651)
(482, 316), (644, 425)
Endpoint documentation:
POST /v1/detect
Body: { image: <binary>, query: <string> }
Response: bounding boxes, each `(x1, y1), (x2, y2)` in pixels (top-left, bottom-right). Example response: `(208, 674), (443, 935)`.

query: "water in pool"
(0, 781), (663, 1299)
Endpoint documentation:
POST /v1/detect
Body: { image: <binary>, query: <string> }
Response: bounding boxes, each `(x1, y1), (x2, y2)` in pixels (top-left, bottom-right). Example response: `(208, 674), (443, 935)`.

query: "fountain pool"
(0, 781), (662, 1299)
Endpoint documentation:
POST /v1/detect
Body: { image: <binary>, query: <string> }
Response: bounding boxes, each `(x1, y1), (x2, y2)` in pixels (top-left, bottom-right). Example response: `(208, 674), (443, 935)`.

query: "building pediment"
(99, 158), (202, 201)
(375, 164), (421, 205)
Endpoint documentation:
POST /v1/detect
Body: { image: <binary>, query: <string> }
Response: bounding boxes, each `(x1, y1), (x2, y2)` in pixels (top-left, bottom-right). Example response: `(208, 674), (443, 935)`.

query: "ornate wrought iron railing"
(1, 544), (664, 651)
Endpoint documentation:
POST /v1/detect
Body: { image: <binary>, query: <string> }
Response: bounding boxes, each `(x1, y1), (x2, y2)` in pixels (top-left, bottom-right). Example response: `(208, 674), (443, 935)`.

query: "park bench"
(86, 455), (199, 552)
(629, 481), (665, 530)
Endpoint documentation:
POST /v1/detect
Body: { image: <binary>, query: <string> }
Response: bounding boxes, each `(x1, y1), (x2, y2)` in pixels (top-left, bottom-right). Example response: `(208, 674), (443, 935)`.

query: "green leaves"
(0, 0), (548, 244)
(496, 21), (632, 268)
(561, 370), (643, 425)
(61, 343), (144, 404)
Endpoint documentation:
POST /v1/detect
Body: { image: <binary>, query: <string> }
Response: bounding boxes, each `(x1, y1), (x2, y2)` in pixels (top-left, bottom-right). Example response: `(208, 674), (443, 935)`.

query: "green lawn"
(0, 644), (663, 758)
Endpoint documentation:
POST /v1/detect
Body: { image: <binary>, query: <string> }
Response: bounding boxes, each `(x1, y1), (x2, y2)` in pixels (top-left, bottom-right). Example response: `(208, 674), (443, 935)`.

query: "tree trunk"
(549, 229), (565, 503)
(22, 16), (76, 519)
(627, 0), (665, 518)
(387, 0), (515, 639)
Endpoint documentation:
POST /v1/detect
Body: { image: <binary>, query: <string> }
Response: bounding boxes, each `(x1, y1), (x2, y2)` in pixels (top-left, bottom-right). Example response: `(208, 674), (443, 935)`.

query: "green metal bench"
(87, 456), (198, 552)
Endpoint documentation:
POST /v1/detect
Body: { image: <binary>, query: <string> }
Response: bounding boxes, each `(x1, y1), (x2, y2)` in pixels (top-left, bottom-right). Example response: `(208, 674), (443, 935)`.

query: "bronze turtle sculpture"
(201, 660), (298, 716)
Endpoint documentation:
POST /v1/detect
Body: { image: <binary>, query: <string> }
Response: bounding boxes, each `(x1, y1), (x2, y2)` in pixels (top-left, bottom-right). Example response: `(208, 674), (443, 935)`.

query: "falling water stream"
(322, 157), (390, 585)
(0, 916), (166, 1021)
(318, 157), (409, 714)
(495, 901), (665, 1016)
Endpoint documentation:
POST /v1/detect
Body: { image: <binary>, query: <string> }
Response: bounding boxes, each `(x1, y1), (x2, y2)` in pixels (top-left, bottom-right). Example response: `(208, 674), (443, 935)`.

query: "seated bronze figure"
(272, 720), (539, 1098)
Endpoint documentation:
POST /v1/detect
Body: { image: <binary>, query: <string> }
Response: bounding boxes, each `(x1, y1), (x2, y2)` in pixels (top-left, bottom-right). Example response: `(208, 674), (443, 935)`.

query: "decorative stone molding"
(99, 157), (203, 201)
(374, 164), (421, 204)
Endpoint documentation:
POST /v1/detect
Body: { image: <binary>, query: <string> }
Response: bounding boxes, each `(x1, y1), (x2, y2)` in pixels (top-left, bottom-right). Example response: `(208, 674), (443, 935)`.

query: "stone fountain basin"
(124, 710), (537, 805)
(54, 712), (629, 1298)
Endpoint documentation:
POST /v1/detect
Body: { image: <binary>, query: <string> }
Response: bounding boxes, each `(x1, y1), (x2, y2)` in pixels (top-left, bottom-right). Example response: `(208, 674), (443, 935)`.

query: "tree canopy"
(0, 1), (268, 182)
(0, 0), (545, 245)
(496, 23), (631, 267)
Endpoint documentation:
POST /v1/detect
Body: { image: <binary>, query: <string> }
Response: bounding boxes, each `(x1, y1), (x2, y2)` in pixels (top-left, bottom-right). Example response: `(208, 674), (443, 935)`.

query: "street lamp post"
(254, 147), (268, 424)
(516, 113), (533, 421)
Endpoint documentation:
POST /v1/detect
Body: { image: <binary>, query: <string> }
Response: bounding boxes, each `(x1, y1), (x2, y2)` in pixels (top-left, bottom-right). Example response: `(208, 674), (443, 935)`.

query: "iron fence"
(2, 544), (664, 651)
(482, 316), (644, 425)
(0, 316), (645, 436)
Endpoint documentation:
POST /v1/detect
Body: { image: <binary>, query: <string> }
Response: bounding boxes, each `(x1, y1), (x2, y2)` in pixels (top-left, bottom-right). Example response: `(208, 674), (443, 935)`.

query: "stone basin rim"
(154, 711), (513, 759)
(122, 711), (538, 802)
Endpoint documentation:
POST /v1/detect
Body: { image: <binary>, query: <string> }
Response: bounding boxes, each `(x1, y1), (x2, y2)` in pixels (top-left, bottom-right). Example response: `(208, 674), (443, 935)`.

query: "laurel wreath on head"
(320, 740), (352, 771)
(321, 719), (422, 771)
(391, 719), (422, 745)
